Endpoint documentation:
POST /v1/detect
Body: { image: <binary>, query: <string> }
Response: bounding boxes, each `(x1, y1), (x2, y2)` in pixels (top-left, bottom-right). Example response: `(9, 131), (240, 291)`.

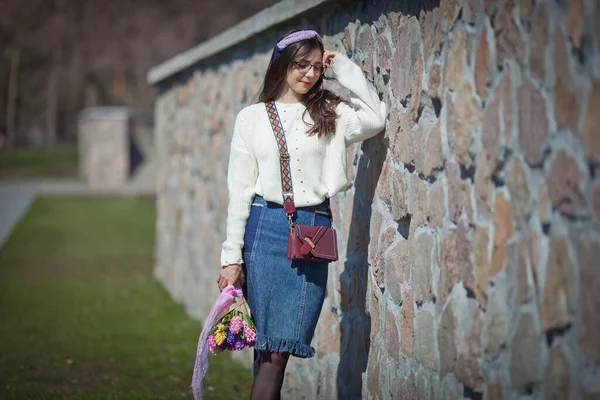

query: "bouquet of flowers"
(191, 286), (255, 400)
(207, 300), (256, 353)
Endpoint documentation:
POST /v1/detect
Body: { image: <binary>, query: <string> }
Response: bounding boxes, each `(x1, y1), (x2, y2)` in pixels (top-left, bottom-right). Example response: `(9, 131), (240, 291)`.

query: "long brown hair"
(258, 30), (345, 138)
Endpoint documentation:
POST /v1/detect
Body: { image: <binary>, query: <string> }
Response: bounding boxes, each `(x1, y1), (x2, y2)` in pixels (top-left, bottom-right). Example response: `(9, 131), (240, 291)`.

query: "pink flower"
(244, 325), (256, 344)
(208, 334), (217, 348)
(229, 316), (243, 335)
(208, 334), (220, 354)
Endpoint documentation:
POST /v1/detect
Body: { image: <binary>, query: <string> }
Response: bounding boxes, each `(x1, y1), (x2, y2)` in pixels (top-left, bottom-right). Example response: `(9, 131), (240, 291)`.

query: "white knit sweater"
(220, 53), (387, 266)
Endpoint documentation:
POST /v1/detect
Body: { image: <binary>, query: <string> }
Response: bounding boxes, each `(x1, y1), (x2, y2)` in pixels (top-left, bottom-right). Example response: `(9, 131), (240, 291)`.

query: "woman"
(216, 29), (386, 399)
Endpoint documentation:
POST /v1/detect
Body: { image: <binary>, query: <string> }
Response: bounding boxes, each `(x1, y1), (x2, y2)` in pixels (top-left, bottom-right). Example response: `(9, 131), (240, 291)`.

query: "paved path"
(0, 182), (38, 249)
(0, 180), (155, 250)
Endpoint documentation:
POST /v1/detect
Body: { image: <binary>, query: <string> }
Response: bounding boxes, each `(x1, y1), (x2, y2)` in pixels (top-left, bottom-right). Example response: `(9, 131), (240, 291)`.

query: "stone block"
(447, 161), (473, 222)
(584, 80), (600, 159)
(520, 0), (534, 21)
(366, 345), (383, 394)
(392, 17), (422, 101)
(357, 24), (374, 55)
(475, 19), (494, 98)
(427, 177), (445, 229)
(547, 151), (585, 216)
(554, 30), (583, 134)
(541, 232), (575, 332)
(392, 171), (410, 221)
(388, 109), (415, 166)
(343, 22), (357, 55)
(514, 236), (536, 307)
(402, 290), (415, 356)
(529, 5), (550, 84)
(475, 149), (494, 217)
(484, 290), (509, 355)
(454, 81), (482, 167)
(505, 158), (531, 222)
(420, 7), (443, 64)
(385, 306), (401, 362)
(543, 345), (572, 400)
(463, 0), (481, 22)
(441, 0), (461, 28)
(410, 173), (429, 230)
(369, 210), (385, 288)
(474, 225), (490, 306)
(444, 30), (468, 91)
(440, 228), (459, 308)
(456, 308), (484, 390)
(493, 0), (524, 65)
(486, 381), (503, 400)
(414, 309), (436, 370)
(579, 235), (600, 363)
(567, 0), (584, 48)
(370, 286), (381, 341)
(416, 121), (444, 177)
(518, 78), (548, 166)
(316, 306), (341, 357)
(594, 186), (600, 223)
(510, 313), (542, 393)
(376, 34), (392, 75)
(438, 300), (457, 378)
(386, 239), (410, 306)
(428, 63), (442, 99)
(491, 193), (513, 277)
(413, 235), (435, 304)
(375, 154), (393, 208)
(538, 182), (551, 224)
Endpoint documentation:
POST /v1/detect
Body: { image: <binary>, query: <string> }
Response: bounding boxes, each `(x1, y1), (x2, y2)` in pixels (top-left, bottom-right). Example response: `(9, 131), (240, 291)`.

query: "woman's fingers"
(323, 50), (340, 67)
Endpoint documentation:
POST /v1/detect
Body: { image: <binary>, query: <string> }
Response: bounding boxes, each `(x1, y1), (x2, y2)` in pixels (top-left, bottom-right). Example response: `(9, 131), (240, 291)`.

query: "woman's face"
(285, 48), (324, 97)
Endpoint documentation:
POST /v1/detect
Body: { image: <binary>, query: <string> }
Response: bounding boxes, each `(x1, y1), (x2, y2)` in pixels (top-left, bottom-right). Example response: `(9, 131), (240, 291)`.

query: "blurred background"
(0, 0), (277, 150)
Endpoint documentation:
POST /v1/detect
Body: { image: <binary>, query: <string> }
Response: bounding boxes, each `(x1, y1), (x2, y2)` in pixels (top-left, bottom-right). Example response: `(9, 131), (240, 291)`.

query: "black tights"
(250, 350), (290, 400)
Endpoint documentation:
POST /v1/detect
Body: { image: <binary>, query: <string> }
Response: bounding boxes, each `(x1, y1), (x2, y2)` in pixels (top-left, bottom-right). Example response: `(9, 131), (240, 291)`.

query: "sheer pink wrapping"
(191, 285), (243, 400)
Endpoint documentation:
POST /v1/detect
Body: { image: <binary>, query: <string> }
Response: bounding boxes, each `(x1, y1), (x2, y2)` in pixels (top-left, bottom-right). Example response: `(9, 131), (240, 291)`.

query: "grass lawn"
(0, 197), (252, 399)
(0, 147), (79, 180)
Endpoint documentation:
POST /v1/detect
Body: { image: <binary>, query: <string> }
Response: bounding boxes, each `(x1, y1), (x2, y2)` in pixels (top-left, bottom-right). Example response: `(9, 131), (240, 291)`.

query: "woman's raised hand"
(322, 50), (340, 68)
(216, 263), (245, 291)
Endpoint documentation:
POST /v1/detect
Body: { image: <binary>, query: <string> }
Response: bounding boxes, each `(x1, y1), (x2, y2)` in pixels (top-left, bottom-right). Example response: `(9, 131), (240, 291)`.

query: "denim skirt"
(242, 195), (331, 358)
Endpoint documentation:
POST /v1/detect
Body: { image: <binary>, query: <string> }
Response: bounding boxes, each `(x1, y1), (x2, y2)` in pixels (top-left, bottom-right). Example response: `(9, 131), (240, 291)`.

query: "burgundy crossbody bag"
(265, 101), (339, 263)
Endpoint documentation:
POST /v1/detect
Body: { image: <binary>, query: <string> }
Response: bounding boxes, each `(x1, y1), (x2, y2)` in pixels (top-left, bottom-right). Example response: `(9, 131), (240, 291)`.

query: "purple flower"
(229, 316), (243, 334)
(234, 337), (246, 351)
(226, 330), (237, 345)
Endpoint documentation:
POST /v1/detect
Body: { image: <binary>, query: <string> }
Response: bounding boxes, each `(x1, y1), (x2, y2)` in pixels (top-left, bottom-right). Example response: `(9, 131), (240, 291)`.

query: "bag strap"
(265, 101), (296, 215)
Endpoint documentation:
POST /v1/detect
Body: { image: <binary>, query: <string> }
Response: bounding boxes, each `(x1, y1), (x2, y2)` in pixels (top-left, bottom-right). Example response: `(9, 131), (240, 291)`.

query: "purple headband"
(273, 30), (323, 60)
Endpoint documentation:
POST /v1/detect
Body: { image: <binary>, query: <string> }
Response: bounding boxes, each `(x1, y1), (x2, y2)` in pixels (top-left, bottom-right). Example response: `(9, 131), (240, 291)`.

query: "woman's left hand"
(322, 50), (340, 68)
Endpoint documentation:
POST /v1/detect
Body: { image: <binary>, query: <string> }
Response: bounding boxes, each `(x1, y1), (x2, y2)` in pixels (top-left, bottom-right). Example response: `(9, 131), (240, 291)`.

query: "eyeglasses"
(293, 59), (326, 75)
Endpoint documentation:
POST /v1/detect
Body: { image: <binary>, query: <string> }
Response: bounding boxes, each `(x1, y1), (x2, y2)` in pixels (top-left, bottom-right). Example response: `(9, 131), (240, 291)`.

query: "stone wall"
(150, 0), (600, 397)
(78, 107), (130, 188)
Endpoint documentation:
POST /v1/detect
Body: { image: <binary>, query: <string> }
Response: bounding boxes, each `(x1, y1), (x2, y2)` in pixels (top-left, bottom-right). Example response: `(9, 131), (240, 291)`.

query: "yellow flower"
(214, 331), (226, 346)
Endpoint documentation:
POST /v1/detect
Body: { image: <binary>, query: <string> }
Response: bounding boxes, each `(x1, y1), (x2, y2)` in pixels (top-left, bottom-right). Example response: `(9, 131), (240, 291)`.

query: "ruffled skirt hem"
(254, 333), (315, 358)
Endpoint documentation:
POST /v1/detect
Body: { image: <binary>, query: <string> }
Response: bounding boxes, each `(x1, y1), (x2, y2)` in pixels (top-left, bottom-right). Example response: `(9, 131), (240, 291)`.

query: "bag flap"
(294, 225), (321, 240)
(293, 225), (338, 260)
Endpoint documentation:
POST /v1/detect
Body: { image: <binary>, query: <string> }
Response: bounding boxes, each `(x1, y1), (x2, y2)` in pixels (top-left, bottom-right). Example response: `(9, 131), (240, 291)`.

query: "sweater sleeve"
(220, 110), (258, 266)
(329, 53), (387, 145)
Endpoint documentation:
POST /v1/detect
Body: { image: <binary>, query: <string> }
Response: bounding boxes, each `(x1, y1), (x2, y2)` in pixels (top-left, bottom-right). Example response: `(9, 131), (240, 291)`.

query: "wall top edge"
(78, 106), (131, 122)
(146, 0), (334, 86)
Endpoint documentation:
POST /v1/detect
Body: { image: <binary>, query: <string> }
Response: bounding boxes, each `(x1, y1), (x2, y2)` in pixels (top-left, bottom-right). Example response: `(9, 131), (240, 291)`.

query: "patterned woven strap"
(265, 101), (296, 214)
